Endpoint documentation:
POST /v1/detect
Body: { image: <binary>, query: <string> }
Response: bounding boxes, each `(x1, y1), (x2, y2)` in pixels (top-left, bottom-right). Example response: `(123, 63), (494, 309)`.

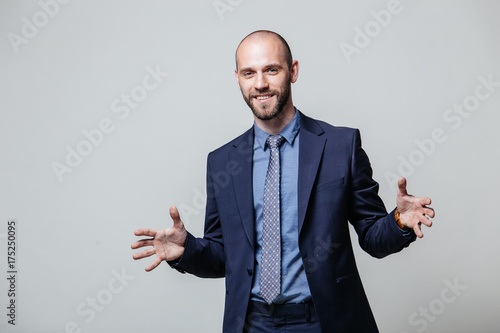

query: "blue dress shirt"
(250, 109), (312, 304)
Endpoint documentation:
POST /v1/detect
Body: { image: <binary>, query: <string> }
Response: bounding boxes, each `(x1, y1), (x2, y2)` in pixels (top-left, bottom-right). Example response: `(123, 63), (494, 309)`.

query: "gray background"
(1, 0), (499, 332)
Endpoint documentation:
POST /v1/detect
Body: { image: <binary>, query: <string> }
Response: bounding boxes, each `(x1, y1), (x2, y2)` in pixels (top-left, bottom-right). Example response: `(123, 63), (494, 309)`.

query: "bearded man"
(132, 30), (434, 333)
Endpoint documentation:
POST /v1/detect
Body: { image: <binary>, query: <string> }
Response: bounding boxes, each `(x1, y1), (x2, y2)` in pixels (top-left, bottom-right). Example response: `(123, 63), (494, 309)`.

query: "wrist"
(394, 208), (408, 229)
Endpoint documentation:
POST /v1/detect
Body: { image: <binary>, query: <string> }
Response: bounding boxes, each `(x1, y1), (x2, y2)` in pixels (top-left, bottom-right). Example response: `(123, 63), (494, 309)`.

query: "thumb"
(169, 206), (184, 229)
(397, 177), (408, 197)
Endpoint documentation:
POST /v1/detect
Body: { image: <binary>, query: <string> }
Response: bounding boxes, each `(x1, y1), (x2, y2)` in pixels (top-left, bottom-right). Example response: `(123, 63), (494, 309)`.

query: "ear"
(290, 60), (299, 83)
(234, 69), (241, 89)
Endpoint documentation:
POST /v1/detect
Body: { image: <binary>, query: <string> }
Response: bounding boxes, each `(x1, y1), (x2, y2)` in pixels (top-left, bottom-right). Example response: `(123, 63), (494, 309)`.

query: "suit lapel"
(227, 113), (325, 246)
(298, 113), (326, 234)
(229, 128), (255, 248)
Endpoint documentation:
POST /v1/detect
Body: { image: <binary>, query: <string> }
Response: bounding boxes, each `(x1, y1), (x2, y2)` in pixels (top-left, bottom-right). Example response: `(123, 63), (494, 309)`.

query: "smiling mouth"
(254, 94), (274, 103)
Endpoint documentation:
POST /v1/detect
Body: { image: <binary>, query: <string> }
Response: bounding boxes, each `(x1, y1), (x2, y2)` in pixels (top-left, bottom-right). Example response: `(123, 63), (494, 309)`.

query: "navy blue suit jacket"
(171, 112), (416, 332)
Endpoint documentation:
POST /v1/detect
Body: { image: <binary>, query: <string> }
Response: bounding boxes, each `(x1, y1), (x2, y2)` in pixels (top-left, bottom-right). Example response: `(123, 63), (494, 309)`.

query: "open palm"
(131, 206), (187, 271)
(396, 177), (435, 238)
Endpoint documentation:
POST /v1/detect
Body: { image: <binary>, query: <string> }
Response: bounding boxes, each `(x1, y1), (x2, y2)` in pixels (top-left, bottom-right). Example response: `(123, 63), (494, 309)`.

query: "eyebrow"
(238, 63), (284, 74)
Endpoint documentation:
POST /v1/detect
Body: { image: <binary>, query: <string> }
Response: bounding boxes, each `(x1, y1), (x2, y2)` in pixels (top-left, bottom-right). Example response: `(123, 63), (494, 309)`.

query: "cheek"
(240, 83), (253, 96)
(272, 77), (288, 90)
(240, 84), (252, 98)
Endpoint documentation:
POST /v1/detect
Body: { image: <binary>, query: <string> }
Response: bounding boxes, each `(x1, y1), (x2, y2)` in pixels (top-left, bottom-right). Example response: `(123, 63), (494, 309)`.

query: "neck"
(254, 99), (295, 135)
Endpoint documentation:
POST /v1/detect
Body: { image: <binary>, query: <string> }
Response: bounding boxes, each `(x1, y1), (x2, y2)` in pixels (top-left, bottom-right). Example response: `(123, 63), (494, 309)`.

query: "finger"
(131, 239), (154, 250)
(133, 248), (156, 260)
(423, 207), (435, 218)
(397, 177), (408, 196)
(134, 229), (157, 237)
(170, 206), (184, 229)
(419, 197), (432, 206)
(419, 215), (433, 228)
(413, 222), (424, 238)
(145, 257), (162, 272)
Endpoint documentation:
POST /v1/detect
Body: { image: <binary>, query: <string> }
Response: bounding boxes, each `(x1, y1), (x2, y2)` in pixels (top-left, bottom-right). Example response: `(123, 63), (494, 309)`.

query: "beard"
(242, 82), (291, 121)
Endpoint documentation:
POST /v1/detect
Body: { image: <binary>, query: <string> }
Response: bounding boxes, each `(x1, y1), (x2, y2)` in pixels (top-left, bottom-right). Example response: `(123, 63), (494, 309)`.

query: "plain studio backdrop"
(1, 1), (499, 332)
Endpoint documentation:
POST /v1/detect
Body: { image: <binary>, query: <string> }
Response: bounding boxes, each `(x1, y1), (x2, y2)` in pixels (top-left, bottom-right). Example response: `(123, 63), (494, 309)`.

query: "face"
(235, 37), (296, 121)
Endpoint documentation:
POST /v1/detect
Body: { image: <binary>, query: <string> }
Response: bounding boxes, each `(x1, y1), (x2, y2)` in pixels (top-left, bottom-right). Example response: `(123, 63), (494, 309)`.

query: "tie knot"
(266, 135), (285, 150)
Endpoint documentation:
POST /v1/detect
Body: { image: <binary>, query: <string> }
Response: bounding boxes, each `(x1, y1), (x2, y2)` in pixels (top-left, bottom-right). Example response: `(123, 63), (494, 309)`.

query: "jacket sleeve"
(168, 153), (226, 278)
(348, 129), (416, 258)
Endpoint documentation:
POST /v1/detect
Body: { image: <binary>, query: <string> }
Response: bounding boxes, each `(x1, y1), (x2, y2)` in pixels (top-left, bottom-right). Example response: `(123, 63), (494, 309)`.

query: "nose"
(255, 72), (269, 90)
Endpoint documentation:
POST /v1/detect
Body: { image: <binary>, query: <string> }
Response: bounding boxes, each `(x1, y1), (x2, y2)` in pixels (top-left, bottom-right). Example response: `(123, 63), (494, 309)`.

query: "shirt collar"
(254, 108), (301, 150)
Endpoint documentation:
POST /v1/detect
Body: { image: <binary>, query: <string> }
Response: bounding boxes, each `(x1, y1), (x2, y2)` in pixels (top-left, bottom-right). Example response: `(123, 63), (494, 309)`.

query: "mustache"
(250, 90), (278, 98)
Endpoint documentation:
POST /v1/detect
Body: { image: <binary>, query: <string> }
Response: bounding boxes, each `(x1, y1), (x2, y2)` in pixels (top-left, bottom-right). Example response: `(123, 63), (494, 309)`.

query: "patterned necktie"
(260, 134), (286, 304)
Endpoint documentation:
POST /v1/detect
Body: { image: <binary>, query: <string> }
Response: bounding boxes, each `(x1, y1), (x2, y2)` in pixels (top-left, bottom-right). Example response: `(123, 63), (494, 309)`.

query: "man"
(131, 30), (435, 332)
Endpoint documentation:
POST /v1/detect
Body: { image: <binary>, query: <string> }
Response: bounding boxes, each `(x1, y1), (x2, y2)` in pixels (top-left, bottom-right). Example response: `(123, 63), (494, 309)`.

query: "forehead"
(236, 36), (286, 70)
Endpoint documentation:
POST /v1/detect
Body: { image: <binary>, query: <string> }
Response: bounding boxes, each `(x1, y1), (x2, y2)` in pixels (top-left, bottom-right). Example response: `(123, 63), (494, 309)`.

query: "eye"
(267, 68), (278, 73)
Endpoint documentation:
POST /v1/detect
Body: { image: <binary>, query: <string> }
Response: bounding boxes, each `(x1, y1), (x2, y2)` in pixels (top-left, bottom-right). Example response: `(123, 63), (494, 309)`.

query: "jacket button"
(247, 268), (253, 276)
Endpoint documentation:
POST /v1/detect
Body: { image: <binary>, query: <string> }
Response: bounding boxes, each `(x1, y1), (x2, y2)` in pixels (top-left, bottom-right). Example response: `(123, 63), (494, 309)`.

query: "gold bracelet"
(394, 208), (405, 229)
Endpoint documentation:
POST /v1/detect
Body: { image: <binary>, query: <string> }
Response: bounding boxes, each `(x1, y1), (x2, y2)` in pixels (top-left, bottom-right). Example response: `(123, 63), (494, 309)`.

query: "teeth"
(256, 95), (272, 100)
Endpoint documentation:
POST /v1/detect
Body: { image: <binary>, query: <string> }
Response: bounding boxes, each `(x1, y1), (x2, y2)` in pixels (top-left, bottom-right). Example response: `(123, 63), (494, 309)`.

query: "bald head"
(235, 30), (293, 70)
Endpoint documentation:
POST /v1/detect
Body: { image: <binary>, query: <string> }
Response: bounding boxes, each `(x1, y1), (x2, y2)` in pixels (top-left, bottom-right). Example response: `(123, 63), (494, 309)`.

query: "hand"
(396, 177), (435, 238)
(131, 206), (187, 271)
